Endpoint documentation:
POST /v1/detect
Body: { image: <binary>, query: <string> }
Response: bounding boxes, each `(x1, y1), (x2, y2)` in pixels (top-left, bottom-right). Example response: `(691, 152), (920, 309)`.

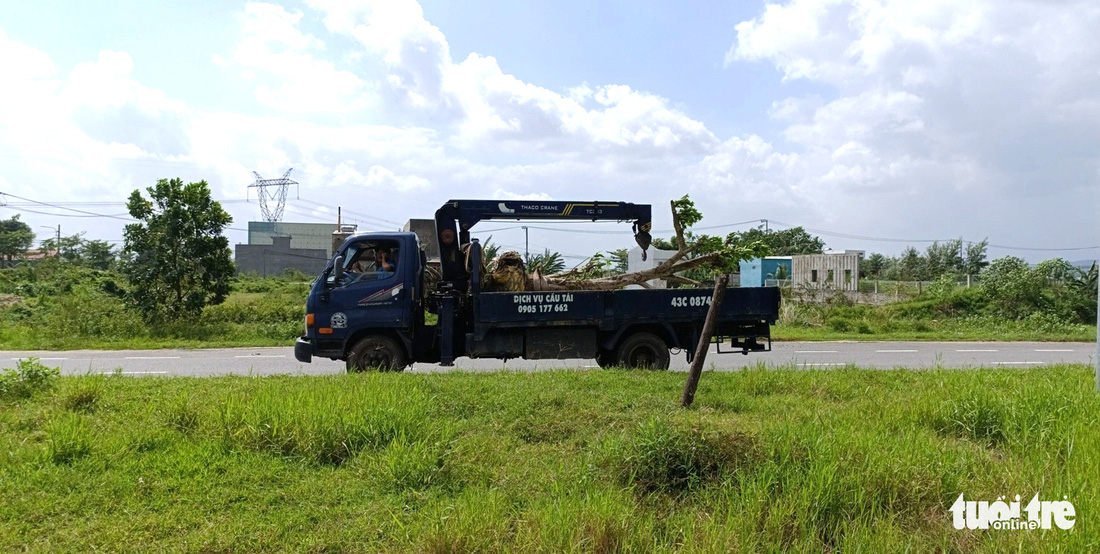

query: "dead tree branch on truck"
(517, 196), (768, 291)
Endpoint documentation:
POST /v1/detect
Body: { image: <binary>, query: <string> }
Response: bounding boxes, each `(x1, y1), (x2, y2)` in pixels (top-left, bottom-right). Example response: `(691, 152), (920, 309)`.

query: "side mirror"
(330, 255), (344, 288)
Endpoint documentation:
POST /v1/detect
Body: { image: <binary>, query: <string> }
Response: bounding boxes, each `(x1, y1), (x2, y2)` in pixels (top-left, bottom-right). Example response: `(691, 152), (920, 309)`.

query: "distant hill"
(1070, 259), (1097, 271)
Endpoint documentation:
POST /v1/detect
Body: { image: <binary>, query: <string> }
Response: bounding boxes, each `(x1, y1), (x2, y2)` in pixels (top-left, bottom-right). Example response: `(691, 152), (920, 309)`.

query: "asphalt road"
(1, 341), (1094, 377)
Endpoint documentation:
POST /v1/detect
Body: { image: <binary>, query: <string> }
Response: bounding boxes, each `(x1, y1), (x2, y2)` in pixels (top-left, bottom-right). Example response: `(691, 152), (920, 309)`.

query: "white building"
(626, 246), (677, 288)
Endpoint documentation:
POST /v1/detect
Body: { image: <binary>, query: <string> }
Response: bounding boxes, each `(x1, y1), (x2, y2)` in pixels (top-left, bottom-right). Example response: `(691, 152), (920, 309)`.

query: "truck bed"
(475, 287), (781, 330)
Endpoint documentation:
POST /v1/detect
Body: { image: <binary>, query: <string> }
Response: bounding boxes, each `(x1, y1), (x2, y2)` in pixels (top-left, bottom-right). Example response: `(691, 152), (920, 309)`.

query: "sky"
(0, 0), (1097, 265)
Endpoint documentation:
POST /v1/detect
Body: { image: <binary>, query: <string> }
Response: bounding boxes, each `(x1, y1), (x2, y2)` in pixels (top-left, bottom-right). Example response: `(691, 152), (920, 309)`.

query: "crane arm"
(434, 199), (653, 283)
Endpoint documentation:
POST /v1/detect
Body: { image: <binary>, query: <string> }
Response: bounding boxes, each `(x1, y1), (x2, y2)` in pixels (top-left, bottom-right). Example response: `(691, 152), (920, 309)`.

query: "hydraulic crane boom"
(434, 199), (653, 284)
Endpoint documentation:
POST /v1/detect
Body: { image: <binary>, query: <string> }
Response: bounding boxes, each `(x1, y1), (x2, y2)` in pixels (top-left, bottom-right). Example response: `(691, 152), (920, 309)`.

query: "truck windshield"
(332, 240), (400, 285)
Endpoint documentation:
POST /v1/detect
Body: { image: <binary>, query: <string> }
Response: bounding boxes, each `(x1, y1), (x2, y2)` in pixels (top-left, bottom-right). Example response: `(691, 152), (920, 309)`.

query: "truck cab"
(296, 232), (428, 369)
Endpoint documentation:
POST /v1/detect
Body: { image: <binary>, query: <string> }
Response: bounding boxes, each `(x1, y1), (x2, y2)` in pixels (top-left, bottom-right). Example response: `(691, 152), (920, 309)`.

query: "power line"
(3, 191), (1095, 254)
(1, 201), (127, 207)
(293, 198), (402, 227)
(0, 205), (130, 218)
(0, 192), (137, 221)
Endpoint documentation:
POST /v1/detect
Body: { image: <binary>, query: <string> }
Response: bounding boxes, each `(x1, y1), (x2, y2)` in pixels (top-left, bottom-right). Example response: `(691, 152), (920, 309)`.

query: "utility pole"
(41, 225), (60, 259)
(523, 226), (529, 260)
(761, 219), (769, 233)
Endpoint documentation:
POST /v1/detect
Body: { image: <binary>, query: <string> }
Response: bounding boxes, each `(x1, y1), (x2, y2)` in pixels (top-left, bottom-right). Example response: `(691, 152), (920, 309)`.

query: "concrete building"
(403, 218), (439, 261)
(247, 221), (344, 257)
(791, 252), (862, 291)
(234, 236), (328, 277)
(739, 256), (793, 287)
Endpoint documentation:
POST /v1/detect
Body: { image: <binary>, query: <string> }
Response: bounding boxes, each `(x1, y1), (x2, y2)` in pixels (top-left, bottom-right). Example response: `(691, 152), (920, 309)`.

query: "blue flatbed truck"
(294, 199), (781, 371)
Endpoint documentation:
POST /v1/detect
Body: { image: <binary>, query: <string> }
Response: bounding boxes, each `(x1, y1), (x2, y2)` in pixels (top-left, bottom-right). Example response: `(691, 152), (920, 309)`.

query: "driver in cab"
(346, 247), (396, 281)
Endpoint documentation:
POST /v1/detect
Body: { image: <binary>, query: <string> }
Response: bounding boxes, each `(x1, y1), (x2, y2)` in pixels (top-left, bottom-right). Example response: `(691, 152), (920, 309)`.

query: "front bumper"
(294, 336), (313, 363)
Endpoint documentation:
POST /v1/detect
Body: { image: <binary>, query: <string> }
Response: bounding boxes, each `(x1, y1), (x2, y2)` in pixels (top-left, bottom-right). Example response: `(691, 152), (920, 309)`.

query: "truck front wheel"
(616, 332), (670, 370)
(347, 335), (409, 372)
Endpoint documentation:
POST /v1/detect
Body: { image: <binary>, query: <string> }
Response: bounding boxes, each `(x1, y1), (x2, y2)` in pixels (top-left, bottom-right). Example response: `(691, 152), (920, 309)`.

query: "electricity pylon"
(248, 168), (298, 222)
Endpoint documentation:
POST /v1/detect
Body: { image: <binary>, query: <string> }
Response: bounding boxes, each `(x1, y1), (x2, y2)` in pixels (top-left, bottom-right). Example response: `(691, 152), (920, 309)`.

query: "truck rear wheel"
(616, 332), (670, 370)
(347, 335), (408, 372)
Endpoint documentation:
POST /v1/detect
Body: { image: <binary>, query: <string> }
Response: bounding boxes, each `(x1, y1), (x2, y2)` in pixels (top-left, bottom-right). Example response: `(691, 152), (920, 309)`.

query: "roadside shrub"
(201, 294), (303, 326)
(232, 274), (311, 295)
(611, 418), (757, 494)
(40, 284), (144, 341)
(162, 396), (201, 435)
(45, 414), (93, 465)
(926, 274), (958, 299)
(826, 316), (853, 333)
(62, 386), (101, 413)
(219, 375), (443, 466)
(926, 392), (1008, 446)
(922, 381), (1090, 449)
(886, 286), (985, 320)
(368, 439), (455, 492)
(1021, 311), (1080, 335)
(0, 357), (59, 400)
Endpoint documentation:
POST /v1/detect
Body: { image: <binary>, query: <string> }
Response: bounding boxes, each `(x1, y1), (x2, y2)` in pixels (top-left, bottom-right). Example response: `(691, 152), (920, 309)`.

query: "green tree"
(121, 178), (234, 321)
(41, 232), (86, 264)
(80, 240), (117, 270)
(862, 252), (888, 279)
(895, 247), (925, 281)
(38, 233), (117, 269)
(0, 215), (35, 262)
(727, 226), (825, 256)
(1068, 262), (1098, 323)
(479, 237), (501, 263)
(981, 256), (1045, 319)
(525, 249), (566, 274)
(963, 239), (989, 275)
(607, 248), (629, 275)
(924, 239), (963, 278)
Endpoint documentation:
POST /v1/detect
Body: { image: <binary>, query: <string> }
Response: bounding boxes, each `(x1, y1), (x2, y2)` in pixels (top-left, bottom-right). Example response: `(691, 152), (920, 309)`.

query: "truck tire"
(347, 335), (408, 372)
(595, 348), (617, 369)
(616, 332), (670, 370)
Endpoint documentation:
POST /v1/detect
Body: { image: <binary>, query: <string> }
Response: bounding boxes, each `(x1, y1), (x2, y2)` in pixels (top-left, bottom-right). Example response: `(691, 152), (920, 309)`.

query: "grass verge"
(2, 364), (1098, 552)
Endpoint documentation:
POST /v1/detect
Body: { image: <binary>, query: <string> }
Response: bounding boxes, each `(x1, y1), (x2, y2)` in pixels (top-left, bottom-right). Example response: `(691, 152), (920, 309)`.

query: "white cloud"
(229, 2), (368, 113)
(2, 1), (1096, 259)
(491, 190), (552, 201)
(307, 1), (718, 161)
(726, 0), (1100, 226)
(0, 37), (196, 204)
(308, 0), (450, 109)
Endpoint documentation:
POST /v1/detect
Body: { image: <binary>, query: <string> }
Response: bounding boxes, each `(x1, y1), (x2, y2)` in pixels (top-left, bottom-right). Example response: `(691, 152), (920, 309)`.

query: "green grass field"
(2, 362), (1097, 552)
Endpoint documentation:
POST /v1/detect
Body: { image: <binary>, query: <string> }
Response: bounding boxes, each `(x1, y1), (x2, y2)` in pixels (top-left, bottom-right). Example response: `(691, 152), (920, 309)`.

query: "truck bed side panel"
(475, 286), (780, 328)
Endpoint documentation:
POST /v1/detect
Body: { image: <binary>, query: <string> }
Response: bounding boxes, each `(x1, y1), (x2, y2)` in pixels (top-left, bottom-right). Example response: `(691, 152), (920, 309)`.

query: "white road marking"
(994, 361), (1043, 365)
(99, 371), (169, 375)
(124, 356), (181, 360)
(1034, 349), (1074, 352)
(796, 350), (839, 353)
(957, 349), (998, 352)
(877, 349), (918, 353)
(233, 355), (286, 358)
